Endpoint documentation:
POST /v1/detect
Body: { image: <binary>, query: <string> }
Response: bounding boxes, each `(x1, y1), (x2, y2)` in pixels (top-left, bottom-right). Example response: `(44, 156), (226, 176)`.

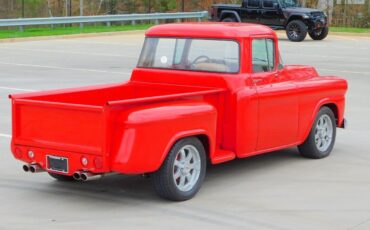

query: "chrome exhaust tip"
(29, 164), (44, 173)
(73, 172), (82, 181)
(22, 164), (30, 172)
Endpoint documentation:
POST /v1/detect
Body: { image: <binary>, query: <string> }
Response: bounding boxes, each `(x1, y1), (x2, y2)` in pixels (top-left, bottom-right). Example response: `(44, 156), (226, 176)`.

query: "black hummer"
(210, 0), (328, 42)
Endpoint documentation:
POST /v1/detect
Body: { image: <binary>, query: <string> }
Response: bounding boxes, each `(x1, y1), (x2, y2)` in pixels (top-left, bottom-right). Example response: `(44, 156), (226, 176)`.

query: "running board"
(212, 149), (236, 164)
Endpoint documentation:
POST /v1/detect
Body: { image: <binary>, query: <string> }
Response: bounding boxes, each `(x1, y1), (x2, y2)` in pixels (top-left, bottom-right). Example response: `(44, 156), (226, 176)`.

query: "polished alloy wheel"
(172, 145), (201, 192)
(288, 24), (300, 39)
(314, 114), (333, 152)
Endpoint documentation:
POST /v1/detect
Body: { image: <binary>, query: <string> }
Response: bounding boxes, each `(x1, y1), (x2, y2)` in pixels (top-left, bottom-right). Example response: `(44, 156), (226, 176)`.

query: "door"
(260, 0), (284, 26)
(240, 0), (261, 23)
(250, 38), (299, 151)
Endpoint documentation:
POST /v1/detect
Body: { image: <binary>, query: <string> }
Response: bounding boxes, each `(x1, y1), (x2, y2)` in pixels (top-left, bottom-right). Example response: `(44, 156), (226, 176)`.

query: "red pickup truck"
(9, 23), (347, 201)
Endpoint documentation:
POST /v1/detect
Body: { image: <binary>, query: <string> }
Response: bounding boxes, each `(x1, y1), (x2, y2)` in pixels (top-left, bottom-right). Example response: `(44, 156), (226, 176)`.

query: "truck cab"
(10, 23), (347, 201)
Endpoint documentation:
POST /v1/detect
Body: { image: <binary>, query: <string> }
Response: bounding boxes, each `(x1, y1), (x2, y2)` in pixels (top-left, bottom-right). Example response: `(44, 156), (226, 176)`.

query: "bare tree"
(47, 0), (53, 17)
(96, 0), (105, 14)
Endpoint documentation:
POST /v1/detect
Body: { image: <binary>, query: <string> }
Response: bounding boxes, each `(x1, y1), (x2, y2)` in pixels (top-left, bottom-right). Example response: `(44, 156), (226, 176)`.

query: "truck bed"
(10, 82), (222, 155)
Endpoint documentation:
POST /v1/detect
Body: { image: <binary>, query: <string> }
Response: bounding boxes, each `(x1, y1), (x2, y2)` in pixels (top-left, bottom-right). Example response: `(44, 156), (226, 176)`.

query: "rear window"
(248, 0), (261, 7)
(263, 0), (278, 8)
(138, 37), (240, 74)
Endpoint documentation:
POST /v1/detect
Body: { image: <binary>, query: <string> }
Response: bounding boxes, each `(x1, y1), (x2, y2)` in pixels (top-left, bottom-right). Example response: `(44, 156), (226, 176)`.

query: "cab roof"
(145, 22), (277, 39)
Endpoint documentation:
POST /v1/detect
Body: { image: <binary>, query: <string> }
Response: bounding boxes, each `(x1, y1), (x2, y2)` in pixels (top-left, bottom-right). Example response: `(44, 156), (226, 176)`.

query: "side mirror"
(273, 3), (280, 9)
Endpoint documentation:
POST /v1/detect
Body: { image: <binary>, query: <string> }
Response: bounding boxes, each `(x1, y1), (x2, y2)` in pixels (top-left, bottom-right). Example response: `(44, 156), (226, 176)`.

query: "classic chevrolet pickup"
(9, 23), (347, 201)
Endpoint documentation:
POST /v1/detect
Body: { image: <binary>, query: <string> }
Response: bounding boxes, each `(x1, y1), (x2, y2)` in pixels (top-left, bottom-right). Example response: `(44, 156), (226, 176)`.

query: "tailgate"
(12, 99), (106, 155)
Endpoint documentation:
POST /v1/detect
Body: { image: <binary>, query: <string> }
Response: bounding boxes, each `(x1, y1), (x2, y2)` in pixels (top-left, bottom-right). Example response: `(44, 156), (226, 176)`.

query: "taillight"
(210, 7), (218, 18)
(27, 150), (35, 159)
(81, 156), (89, 166)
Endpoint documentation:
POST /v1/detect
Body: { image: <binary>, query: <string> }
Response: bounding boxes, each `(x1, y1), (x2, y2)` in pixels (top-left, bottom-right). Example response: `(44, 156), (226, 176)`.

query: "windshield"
(138, 38), (240, 73)
(279, 0), (300, 7)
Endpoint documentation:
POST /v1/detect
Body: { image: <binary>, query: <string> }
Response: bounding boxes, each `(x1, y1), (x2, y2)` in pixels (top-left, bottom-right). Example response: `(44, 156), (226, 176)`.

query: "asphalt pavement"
(0, 31), (369, 230)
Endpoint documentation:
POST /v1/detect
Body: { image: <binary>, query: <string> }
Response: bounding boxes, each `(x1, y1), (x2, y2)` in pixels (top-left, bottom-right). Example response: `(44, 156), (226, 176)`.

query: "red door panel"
(253, 71), (299, 151)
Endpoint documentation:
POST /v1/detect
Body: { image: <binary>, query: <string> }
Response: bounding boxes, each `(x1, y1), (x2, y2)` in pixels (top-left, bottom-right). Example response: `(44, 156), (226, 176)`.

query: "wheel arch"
(300, 99), (341, 143)
(220, 10), (241, 22)
(323, 103), (339, 124)
(286, 15), (306, 26)
(161, 132), (213, 168)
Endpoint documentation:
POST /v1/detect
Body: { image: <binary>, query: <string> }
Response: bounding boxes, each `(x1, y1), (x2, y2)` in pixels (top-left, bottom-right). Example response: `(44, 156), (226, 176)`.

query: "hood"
(283, 7), (322, 14)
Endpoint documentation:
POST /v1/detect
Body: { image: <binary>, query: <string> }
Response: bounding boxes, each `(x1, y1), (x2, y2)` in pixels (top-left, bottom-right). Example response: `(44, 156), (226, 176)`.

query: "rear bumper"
(12, 145), (108, 176)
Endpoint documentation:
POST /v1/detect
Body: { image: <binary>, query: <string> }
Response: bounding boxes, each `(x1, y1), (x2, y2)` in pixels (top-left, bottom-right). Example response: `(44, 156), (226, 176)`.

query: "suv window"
(263, 0), (278, 8)
(248, 0), (260, 8)
(252, 39), (275, 73)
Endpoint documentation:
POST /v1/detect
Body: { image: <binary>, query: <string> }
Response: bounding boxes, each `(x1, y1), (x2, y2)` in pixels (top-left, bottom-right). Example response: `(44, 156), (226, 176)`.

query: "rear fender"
(110, 100), (217, 174)
(220, 11), (241, 22)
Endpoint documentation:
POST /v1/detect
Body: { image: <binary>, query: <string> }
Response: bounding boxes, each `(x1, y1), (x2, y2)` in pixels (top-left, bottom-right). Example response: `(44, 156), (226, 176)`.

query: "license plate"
(47, 155), (68, 173)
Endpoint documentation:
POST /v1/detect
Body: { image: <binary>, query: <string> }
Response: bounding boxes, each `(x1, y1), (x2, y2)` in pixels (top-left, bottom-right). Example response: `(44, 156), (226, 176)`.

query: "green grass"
(330, 27), (370, 33)
(1, 24), (369, 39)
(0, 24), (153, 39)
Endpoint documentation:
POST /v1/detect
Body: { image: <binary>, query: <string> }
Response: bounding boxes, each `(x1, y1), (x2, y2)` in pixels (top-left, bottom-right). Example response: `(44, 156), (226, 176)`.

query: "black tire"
(151, 137), (206, 201)
(309, 27), (329, 40)
(298, 106), (336, 159)
(48, 172), (75, 182)
(286, 20), (308, 42)
(222, 17), (237, 22)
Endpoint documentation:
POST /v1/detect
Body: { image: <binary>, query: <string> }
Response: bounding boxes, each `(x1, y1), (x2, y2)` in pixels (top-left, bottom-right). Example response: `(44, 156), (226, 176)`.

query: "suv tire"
(222, 17), (237, 22)
(309, 26), (329, 40)
(286, 20), (308, 42)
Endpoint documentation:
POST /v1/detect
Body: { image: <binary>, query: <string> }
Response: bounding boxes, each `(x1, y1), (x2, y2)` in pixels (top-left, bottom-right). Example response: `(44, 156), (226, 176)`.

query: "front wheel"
(309, 27), (329, 40)
(151, 137), (206, 201)
(286, 20), (308, 42)
(298, 106), (336, 159)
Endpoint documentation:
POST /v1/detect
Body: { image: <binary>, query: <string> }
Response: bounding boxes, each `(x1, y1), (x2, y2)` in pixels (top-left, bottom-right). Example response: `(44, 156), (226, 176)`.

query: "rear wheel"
(286, 20), (308, 42)
(48, 172), (75, 182)
(222, 17), (237, 22)
(309, 27), (329, 40)
(298, 106), (336, 159)
(151, 137), (206, 201)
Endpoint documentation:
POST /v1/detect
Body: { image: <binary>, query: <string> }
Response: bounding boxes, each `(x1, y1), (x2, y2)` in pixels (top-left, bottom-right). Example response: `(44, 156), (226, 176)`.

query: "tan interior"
(193, 62), (229, 72)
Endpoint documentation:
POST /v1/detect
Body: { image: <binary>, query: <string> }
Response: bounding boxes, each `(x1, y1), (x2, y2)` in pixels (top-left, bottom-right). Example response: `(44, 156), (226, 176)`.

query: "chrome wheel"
(288, 24), (300, 39)
(314, 114), (333, 152)
(172, 145), (201, 192)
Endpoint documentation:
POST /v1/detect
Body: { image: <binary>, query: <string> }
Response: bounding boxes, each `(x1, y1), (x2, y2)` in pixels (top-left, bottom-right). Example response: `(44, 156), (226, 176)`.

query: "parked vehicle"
(9, 23), (347, 201)
(210, 0), (329, 42)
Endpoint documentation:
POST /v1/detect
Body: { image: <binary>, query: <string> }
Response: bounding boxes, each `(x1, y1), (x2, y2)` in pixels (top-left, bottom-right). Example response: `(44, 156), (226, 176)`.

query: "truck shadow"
(35, 147), (305, 204)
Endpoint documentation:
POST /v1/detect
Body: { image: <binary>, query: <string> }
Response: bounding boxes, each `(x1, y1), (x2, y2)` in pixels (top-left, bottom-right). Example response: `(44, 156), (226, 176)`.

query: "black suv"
(210, 0), (328, 42)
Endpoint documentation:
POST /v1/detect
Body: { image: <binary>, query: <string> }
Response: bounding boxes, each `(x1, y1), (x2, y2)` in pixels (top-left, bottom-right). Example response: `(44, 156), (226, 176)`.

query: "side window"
(248, 0), (260, 8)
(263, 0), (277, 8)
(252, 39), (275, 73)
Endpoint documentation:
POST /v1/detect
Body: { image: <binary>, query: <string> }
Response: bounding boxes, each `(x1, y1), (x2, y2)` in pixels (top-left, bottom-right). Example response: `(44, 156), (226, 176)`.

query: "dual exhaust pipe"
(73, 171), (102, 182)
(23, 164), (44, 173)
(23, 164), (102, 181)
